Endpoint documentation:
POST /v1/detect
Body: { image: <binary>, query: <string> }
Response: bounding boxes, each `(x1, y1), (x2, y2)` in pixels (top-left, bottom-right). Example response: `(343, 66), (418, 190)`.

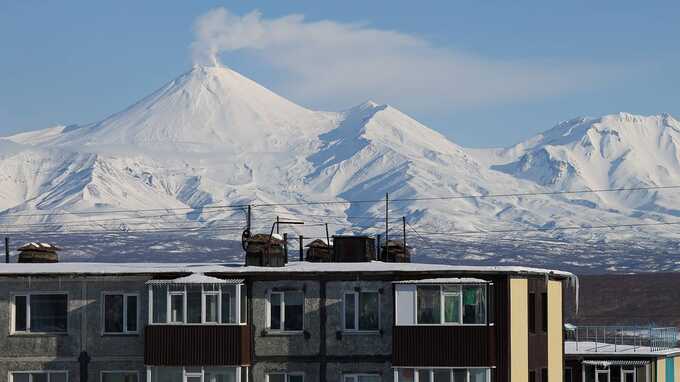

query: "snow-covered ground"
(2, 63), (680, 271)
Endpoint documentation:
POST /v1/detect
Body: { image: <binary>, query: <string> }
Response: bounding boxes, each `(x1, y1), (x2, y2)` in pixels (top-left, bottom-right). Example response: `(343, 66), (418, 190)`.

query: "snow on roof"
(565, 341), (680, 357)
(0, 261), (575, 278)
(394, 277), (488, 284)
(18, 242), (60, 251)
(146, 273), (243, 285)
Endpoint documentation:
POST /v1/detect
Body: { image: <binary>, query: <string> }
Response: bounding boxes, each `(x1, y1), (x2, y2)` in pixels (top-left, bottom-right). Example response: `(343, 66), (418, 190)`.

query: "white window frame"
(101, 293), (140, 335)
(266, 372), (305, 382)
(10, 370), (69, 382)
(100, 370), (139, 382)
(146, 367), (242, 382)
(10, 292), (69, 334)
(393, 367), (491, 382)
(595, 369), (610, 382)
(266, 290), (304, 333)
(148, 284), (245, 326)
(620, 369), (635, 382)
(342, 290), (381, 332)
(415, 284), (487, 326)
(343, 373), (381, 382)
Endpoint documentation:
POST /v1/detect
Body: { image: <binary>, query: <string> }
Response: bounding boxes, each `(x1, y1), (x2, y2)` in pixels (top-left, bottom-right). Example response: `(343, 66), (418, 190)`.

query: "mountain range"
(2, 64), (679, 271)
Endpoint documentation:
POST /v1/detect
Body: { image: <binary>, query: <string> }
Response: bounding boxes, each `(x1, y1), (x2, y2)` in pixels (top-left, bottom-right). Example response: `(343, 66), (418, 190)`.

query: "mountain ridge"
(1, 64), (679, 268)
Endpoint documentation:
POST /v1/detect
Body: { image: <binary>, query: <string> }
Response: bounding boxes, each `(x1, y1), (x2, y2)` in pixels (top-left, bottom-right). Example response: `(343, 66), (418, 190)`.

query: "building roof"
(17, 242), (61, 252)
(0, 260), (575, 279)
(565, 341), (680, 357)
(145, 273), (244, 285)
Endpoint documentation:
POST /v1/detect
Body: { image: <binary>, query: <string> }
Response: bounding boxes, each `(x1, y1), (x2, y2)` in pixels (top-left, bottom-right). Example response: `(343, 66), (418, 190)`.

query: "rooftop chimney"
(17, 242), (61, 263)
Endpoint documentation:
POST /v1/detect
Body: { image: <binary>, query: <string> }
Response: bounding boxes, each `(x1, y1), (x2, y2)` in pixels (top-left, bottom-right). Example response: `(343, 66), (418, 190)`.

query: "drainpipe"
(79, 351), (90, 382)
(5, 237), (9, 263)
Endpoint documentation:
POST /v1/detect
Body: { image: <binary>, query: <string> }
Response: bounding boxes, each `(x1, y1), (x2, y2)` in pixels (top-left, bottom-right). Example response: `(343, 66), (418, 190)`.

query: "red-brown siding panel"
(144, 325), (251, 366)
(392, 325), (496, 367)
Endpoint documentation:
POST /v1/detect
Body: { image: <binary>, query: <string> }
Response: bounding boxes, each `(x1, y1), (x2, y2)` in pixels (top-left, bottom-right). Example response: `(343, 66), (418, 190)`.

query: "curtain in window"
(463, 286), (486, 324)
(359, 292), (379, 330)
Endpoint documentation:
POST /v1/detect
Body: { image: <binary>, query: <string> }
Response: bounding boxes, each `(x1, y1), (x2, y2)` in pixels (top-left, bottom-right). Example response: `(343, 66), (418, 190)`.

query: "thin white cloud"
(191, 8), (608, 111)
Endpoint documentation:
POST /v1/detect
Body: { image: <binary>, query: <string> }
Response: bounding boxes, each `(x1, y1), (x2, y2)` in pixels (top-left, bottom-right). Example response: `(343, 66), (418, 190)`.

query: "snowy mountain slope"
(485, 113), (680, 217)
(2, 63), (680, 269)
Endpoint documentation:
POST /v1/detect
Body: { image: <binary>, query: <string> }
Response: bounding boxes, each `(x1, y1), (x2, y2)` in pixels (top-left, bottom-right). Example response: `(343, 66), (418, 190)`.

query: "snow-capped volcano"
(2, 64), (679, 270)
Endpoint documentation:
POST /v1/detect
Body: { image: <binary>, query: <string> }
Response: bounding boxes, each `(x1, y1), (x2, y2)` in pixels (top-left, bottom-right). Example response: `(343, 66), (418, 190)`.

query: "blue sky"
(0, 1), (678, 147)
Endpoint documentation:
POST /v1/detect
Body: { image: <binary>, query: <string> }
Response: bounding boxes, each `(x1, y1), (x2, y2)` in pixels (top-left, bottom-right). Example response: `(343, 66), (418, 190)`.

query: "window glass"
(32, 374), (48, 382)
(240, 285), (247, 324)
(170, 294), (184, 323)
(205, 368), (236, 382)
(288, 375), (304, 382)
(398, 369), (415, 382)
(564, 369), (573, 382)
(268, 375), (285, 382)
(30, 294), (67, 332)
(14, 295), (27, 332)
(205, 293), (219, 323)
(470, 369), (487, 382)
(102, 372), (138, 382)
(433, 370), (450, 382)
(51, 374), (67, 382)
(104, 294), (124, 333)
(358, 376), (380, 382)
(153, 368), (183, 382)
(453, 370), (467, 382)
(126, 295), (138, 332)
(541, 293), (548, 332)
(463, 286), (486, 324)
(152, 286), (167, 323)
(270, 293), (282, 330)
(187, 286), (202, 323)
(284, 291), (304, 331)
(11, 374), (29, 382)
(418, 370), (432, 382)
(222, 285), (237, 324)
(358, 292), (379, 330)
(344, 293), (356, 330)
(417, 286), (440, 324)
(444, 292), (461, 323)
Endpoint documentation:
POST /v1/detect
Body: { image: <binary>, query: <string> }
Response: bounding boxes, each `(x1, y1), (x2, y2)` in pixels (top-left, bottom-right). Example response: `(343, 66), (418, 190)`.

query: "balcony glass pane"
(205, 368), (236, 382)
(153, 368), (182, 382)
(152, 286), (167, 323)
(463, 286), (486, 324)
(221, 290), (234, 324)
(418, 370), (432, 382)
(187, 286), (202, 323)
(417, 286), (440, 324)
(444, 293), (461, 324)
(170, 294), (184, 323)
(453, 370), (467, 382)
(470, 369), (488, 382)
(433, 370), (450, 382)
(398, 369), (415, 382)
(205, 293), (219, 323)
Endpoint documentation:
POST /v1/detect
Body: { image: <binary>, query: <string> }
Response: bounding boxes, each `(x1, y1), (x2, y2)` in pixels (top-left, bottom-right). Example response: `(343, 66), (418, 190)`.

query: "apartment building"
(0, 247), (573, 382)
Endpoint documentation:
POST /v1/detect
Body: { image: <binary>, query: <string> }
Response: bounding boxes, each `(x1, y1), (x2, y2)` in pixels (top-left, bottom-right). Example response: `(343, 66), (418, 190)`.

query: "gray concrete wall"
(251, 280), (321, 357)
(0, 276), (149, 382)
(325, 280), (393, 356)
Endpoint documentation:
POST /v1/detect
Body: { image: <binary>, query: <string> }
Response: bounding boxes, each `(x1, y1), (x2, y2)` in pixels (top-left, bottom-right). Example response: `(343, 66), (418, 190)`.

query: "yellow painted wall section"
(548, 280), (564, 382)
(658, 358), (666, 382)
(510, 278), (529, 382)
(674, 356), (680, 382)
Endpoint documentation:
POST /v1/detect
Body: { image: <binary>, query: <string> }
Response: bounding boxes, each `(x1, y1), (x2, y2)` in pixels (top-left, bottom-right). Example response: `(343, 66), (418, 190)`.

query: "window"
(103, 294), (138, 334)
(530, 370), (536, 382)
(267, 373), (303, 382)
(101, 371), (138, 382)
(564, 368), (572, 382)
(12, 293), (68, 333)
(268, 291), (304, 332)
(541, 369), (548, 382)
(405, 369), (489, 382)
(416, 285), (486, 325)
(148, 367), (239, 382)
(528, 293), (536, 333)
(11, 371), (68, 382)
(541, 292), (548, 333)
(343, 291), (379, 331)
(149, 284), (244, 325)
(343, 374), (380, 382)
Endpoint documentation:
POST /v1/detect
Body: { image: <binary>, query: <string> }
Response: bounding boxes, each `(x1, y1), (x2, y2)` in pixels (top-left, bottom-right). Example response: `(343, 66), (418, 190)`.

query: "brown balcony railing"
(145, 325), (251, 366)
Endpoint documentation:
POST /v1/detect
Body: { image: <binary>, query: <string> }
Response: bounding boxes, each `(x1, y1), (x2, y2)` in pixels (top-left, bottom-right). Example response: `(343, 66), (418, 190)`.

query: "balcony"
(392, 325), (496, 367)
(144, 325), (251, 366)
